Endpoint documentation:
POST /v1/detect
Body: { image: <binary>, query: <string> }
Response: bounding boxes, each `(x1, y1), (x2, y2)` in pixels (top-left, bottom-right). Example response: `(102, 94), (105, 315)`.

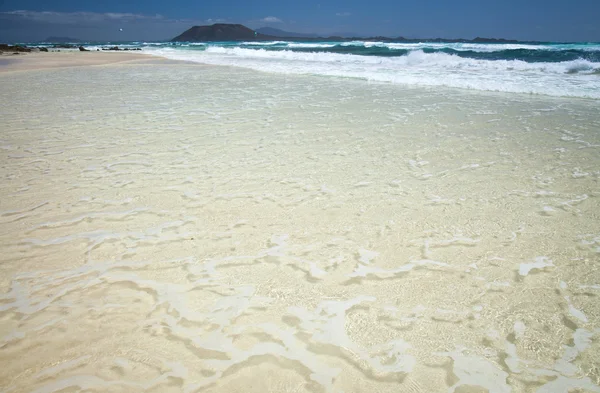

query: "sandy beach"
(1, 52), (599, 392)
(0, 51), (154, 72)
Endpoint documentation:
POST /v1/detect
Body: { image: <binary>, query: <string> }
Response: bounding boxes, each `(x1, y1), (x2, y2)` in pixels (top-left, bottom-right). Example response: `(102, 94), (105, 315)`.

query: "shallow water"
(1, 61), (599, 392)
(144, 41), (600, 99)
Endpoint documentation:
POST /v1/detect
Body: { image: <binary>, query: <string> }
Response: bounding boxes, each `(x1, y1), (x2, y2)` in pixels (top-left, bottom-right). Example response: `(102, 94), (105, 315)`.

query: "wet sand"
(1, 57), (599, 392)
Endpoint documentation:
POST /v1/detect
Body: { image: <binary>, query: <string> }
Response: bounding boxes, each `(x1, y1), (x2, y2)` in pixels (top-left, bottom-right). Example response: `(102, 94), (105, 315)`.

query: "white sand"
(0, 51), (155, 72)
(1, 58), (599, 392)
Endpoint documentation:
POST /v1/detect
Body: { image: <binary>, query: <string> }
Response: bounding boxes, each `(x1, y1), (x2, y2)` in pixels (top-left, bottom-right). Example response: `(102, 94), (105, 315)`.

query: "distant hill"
(172, 24), (274, 42)
(42, 36), (82, 43)
(255, 27), (317, 38)
(171, 23), (528, 44)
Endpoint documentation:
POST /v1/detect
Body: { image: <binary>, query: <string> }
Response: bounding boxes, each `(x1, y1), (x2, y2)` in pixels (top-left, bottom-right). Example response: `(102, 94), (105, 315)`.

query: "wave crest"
(147, 46), (600, 99)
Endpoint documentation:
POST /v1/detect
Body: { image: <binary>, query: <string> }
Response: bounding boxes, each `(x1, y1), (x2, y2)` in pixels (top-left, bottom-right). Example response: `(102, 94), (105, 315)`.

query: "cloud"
(0, 10), (217, 41)
(335, 12), (351, 17)
(260, 16), (283, 23)
(2, 10), (166, 25)
(206, 18), (228, 24)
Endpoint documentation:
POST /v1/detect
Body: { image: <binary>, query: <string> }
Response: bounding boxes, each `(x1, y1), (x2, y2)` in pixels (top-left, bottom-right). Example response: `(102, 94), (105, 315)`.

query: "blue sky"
(1, 0), (599, 42)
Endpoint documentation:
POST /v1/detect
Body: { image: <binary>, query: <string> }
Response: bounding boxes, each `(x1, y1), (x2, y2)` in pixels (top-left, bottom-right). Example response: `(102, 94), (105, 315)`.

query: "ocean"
(1, 44), (599, 392)
(66, 40), (600, 99)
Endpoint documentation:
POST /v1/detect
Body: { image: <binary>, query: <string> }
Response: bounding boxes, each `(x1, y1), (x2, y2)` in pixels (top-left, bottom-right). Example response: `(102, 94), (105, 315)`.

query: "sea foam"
(148, 46), (600, 98)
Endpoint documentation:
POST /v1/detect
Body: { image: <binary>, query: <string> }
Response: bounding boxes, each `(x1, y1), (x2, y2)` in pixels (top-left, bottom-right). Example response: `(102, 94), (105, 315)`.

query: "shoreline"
(1, 48), (599, 393)
(0, 51), (158, 73)
(1, 50), (597, 102)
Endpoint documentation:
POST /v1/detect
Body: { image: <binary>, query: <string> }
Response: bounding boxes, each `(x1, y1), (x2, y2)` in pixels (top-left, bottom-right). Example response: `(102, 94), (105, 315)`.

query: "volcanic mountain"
(171, 24), (274, 42)
(171, 23), (523, 44)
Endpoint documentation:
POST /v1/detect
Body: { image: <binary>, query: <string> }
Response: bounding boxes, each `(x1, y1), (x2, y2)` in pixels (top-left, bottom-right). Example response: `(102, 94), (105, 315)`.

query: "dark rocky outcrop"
(100, 46), (142, 51)
(79, 46), (89, 51)
(172, 24), (274, 42)
(39, 47), (48, 52)
(0, 44), (31, 53)
(472, 37), (520, 43)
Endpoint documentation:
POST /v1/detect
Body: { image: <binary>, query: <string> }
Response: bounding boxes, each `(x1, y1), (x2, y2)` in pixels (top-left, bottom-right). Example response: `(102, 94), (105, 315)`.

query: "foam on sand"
(148, 46), (600, 98)
(1, 58), (599, 392)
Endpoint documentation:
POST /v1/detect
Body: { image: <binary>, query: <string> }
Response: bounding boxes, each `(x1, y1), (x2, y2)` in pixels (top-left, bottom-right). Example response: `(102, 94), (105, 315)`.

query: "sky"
(0, 0), (599, 42)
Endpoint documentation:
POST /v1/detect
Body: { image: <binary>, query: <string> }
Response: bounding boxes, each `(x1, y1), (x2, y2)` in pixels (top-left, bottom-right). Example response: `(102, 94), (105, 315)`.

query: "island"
(171, 23), (525, 44)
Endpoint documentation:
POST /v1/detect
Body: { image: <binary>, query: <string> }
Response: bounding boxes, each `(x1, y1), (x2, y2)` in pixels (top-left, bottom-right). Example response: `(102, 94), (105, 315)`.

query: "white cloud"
(2, 10), (166, 25)
(0, 10), (223, 41)
(260, 16), (283, 23)
(206, 18), (228, 24)
(336, 12), (351, 17)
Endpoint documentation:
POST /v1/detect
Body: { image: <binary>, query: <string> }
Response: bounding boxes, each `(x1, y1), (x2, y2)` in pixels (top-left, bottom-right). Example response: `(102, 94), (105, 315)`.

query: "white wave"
(341, 41), (542, 51)
(363, 42), (387, 48)
(340, 41), (369, 47)
(332, 41), (600, 53)
(287, 43), (337, 48)
(203, 46), (385, 63)
(203, 46), (599, 75)
(240, 41), (288, 46)
(178, 43), (208, 47)
(83, 45), (143, 51)
(385, 42), (546, 52)
(146, 47), (600, 99)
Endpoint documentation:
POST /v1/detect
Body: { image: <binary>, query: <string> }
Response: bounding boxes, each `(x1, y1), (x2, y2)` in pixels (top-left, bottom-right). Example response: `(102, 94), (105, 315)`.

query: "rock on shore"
(0, 44), (31, 53)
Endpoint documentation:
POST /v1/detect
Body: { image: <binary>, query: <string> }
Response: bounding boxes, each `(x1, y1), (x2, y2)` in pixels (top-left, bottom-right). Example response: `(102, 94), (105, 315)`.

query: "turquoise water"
(155, 41), (600, 63)
(31, 40), (600, 98)
(34, 40), (600, 62)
